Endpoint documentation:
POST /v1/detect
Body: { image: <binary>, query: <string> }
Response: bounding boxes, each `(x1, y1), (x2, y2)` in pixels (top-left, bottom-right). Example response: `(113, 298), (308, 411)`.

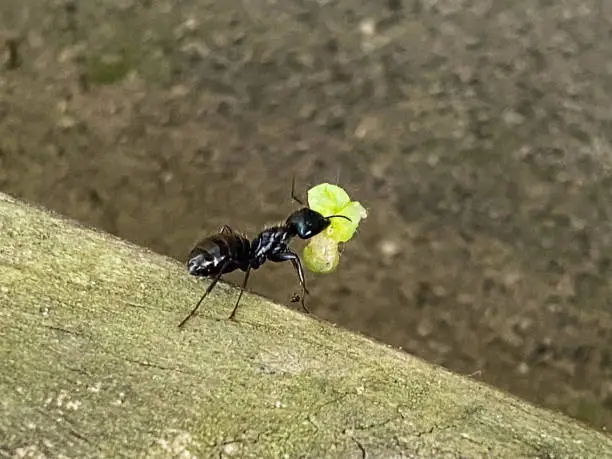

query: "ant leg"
(228, 266), (251, 321)
(270, 250), (311, 314)
(178, 260), (229, 329)
(290, 175), (305, 206)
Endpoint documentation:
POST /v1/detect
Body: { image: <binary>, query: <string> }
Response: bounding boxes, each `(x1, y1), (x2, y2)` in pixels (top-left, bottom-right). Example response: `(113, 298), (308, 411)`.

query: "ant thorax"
(250, 226), (293, 268)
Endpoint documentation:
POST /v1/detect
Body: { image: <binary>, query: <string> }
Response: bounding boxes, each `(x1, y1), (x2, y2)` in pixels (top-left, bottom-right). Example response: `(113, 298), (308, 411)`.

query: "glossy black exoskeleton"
(177, 180), (351, 329)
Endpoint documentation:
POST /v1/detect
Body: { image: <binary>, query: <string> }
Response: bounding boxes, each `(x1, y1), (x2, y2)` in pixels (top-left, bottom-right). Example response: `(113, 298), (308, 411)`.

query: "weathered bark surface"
(1, 191), (611, 458)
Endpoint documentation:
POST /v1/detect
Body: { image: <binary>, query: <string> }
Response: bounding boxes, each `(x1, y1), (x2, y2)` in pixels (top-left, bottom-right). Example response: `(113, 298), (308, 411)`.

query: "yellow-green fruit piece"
(325, 201), (368, 243)
(307, 183), (351, 214)
(302, 233), (340, 273)
(307, 183), (368, 243)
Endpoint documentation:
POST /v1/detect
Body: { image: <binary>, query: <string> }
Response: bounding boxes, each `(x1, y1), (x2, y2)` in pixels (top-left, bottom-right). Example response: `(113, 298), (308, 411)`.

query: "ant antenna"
(327, 214), (352, 222)
(291, 175), (305, 206)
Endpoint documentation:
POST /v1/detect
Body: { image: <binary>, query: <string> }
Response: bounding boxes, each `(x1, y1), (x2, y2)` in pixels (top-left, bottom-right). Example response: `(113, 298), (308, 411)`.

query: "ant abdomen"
(179, 225), (252, 329)
(186, 226), (250, 277)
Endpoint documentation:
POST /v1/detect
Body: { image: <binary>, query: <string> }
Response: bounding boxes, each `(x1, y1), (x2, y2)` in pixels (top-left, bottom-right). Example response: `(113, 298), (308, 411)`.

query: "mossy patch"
(86, 51), (133, 85)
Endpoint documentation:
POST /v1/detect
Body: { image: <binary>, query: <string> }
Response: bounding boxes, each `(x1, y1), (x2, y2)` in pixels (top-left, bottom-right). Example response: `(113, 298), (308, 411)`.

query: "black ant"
(177, 179), (351, 329)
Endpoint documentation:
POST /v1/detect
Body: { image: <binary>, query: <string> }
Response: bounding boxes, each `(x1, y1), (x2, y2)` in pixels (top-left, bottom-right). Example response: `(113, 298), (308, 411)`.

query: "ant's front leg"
(269, 250), (311, 314)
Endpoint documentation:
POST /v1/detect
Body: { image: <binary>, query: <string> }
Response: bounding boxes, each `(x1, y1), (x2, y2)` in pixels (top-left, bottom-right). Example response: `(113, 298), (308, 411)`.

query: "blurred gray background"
(2, 0), (612, 430)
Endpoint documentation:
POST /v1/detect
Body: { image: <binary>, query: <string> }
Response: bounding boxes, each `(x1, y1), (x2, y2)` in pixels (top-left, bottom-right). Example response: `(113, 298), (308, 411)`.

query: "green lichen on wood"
(86, 51), (133, 85)
(1, 191), (611, 458)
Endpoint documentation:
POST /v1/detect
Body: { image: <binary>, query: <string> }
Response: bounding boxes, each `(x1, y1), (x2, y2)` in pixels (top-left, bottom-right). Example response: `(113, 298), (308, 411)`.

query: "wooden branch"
(1, 191), (611, 458)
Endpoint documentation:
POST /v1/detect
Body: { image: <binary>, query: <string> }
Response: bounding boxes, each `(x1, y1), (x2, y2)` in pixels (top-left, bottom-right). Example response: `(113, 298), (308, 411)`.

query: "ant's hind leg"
(229, 266), (251, 321)
(179, 261), (229, 329)
(270, 250), (311, 314)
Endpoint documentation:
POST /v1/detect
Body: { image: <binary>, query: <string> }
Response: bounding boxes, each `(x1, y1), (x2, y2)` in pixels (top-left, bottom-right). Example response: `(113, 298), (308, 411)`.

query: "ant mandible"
(177, 178), (351, 329)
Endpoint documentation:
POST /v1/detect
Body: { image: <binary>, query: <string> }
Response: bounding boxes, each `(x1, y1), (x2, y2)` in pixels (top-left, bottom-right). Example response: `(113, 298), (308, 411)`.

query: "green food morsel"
(307, 183), (351, 213)
(307, 183), (367, 244)
(302, 233), (340, 274)
(326, 201), (368, 243)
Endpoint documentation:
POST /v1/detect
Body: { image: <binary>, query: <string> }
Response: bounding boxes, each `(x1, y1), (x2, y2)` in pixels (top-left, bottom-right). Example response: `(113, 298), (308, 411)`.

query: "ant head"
(286, 208), (352, 239)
